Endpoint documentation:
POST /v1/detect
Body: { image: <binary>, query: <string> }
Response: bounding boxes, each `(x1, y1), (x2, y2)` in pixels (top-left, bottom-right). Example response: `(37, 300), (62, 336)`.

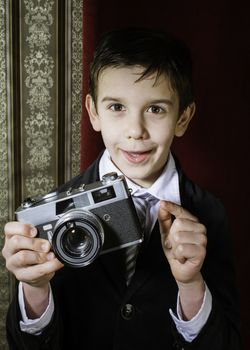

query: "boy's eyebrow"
(101, 97), (174, 105)
(148, 99), (174, 106)
(101, 97), (121, 103)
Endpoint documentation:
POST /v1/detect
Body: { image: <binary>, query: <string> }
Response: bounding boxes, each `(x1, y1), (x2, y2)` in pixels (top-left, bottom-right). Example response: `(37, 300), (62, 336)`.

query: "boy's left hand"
(158, 201), (207, 285)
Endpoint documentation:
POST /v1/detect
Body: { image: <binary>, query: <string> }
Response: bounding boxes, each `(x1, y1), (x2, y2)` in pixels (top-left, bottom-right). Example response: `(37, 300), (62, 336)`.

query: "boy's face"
(86, 66), (194, 188)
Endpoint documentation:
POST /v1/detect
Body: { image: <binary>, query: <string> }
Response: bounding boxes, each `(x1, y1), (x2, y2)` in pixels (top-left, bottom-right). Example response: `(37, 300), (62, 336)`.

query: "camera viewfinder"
(92, 186), (116, 204)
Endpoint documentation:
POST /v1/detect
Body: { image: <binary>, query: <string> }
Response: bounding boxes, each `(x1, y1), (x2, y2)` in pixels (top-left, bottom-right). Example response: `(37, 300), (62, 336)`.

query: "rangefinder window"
(92, 186), (116, 203)
(56, 198), (75, 215)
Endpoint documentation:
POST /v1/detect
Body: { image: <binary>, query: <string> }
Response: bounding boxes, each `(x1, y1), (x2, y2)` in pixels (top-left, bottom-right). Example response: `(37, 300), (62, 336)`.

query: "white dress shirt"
(19, 149), (212, 341)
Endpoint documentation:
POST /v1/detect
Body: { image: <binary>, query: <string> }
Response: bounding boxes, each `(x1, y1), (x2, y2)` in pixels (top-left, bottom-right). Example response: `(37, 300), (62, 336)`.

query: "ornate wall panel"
(70, 0), (83, 178)
(0, 1), (14, 349)
(0, 1), (83, 348)
(20, 0), (57, 197)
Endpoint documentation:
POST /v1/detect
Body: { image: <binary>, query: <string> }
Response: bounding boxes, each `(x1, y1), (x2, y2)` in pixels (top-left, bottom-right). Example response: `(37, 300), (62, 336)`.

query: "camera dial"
(21, 197), (35, 209)
(102, 172), (119, 184)
(78, 184), (85, 191)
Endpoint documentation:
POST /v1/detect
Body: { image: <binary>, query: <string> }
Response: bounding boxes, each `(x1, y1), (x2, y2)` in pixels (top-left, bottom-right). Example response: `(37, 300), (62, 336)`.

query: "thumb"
(158, 201), (173, 241)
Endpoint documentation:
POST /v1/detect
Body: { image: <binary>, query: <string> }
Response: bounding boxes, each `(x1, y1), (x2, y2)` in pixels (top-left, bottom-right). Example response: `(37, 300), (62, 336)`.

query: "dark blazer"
(6, 154), (242, 350)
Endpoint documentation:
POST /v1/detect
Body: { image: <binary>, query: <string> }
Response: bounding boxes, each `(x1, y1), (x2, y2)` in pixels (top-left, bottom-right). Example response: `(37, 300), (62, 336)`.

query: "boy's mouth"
(121, 150), (151, 164)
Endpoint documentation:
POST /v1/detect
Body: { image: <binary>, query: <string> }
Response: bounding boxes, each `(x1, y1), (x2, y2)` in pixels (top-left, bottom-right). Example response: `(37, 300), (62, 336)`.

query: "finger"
(9, 250), (55, 268)
(161, 201), (198, 222)
(15, 258), (64, 283)
(172, 218), (207, 236)
(173, 243), (206, 265)
(162, 218), (206, 251)
(171, 230), (207, 247)
(5, 249), (56, 273)
(158, 202), (173, 249)
(4, 221), (37, 239)
(158, 201), (173, 232)
(4, 235), (51, 257)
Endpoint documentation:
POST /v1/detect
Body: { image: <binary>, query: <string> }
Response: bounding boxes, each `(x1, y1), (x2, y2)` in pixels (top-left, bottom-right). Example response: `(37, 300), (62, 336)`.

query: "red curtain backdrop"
(81, 0), (104, 167)
(81, 1), (249, 348)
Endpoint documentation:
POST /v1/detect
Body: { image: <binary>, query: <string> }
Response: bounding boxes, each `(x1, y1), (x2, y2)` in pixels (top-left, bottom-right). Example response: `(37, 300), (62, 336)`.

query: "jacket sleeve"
(6, 285), (62, 350)
(171, 194), (242, 350)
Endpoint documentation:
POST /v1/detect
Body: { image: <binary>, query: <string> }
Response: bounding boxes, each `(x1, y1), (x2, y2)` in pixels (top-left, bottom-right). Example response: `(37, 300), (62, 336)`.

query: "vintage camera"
(16, 172), (143, 268)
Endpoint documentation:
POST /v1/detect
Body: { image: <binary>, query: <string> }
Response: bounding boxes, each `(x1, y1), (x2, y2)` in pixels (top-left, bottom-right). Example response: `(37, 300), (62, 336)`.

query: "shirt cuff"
(18, 282), (54, 335)
(169, 283), (212, 342)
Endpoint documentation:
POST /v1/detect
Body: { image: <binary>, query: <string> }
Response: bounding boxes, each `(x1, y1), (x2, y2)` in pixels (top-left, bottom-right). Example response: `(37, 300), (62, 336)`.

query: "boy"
(2, 28), (241, 349)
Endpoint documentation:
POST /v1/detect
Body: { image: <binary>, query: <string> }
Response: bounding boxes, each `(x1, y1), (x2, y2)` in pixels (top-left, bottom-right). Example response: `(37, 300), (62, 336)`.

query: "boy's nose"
(125, 115), (147, 140)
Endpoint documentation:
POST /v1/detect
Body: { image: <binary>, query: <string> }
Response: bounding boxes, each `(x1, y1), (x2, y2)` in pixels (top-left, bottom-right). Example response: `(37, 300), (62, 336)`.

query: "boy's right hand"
(2, 221), (63, 288)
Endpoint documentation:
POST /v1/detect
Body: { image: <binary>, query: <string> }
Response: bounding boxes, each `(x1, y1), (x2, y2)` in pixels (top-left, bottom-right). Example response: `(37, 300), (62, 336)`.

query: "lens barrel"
(52, 209), (104, 267)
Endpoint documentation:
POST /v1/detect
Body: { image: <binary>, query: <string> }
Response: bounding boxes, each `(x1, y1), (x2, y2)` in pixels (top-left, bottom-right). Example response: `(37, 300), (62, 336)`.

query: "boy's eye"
(109, 103), (125, 112)
(147, 105), (164, 114)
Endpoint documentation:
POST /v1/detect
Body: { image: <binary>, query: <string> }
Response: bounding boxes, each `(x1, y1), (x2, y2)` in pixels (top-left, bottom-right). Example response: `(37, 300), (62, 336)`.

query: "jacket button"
(121, 303), (136, 320)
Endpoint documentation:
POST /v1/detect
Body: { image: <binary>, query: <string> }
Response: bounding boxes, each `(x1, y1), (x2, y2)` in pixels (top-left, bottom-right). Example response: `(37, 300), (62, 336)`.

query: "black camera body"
(16, 172), (143, 267)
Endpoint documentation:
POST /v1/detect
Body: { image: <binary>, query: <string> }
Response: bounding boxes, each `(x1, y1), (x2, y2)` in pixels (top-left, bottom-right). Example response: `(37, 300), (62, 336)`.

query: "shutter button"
(121, 303), (136, 320)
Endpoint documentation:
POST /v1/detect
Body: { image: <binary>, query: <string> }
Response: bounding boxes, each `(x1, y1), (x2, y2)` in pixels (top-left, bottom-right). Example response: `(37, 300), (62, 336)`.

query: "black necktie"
(125, 193), (157, 286)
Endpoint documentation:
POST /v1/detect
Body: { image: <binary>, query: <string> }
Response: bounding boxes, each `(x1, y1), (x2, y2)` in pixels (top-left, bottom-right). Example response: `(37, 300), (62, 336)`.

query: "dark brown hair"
(89, 28), (194, 113)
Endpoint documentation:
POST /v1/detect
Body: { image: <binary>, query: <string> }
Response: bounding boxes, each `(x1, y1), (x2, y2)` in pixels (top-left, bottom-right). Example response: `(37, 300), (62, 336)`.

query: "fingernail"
(41, 242), (50, 252)
(165, 239), (172, 249)
(47, 252), (55, 261)
(30, 227), (37, 237)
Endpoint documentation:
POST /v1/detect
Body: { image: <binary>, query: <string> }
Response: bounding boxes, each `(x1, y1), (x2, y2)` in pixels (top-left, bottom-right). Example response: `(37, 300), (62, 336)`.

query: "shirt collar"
(99, 149), (181, 205)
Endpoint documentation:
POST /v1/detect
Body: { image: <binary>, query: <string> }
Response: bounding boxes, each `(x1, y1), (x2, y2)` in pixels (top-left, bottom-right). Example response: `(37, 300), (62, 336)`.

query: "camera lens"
(62, 224), (93, 257)
(52, 209), (104, 267)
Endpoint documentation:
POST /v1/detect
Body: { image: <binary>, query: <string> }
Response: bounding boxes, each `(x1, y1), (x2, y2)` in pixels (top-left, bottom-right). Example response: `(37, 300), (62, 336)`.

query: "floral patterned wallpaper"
(0, 1), (83, 348)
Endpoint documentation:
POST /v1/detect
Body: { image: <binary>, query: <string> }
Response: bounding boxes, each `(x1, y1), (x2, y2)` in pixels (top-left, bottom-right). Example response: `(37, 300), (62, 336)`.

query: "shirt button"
(121, 303), (136, 320)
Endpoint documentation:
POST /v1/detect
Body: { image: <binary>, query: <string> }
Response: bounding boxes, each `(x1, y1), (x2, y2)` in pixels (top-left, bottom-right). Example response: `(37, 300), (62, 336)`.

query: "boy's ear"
(175, 102), (196, 137)
(85, 94), (101, 132)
